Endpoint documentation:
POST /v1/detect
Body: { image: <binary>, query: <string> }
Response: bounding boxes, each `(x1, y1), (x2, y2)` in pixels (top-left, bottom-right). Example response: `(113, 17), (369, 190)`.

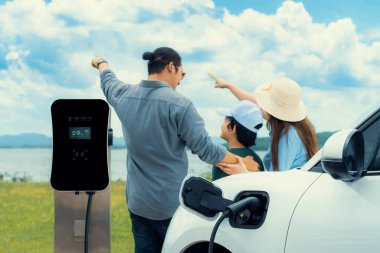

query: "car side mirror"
(321, 129), (365, 182)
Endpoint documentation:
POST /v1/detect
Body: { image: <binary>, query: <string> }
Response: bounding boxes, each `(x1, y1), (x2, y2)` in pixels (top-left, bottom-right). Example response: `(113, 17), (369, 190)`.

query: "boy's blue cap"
(217, 100), (263, 133)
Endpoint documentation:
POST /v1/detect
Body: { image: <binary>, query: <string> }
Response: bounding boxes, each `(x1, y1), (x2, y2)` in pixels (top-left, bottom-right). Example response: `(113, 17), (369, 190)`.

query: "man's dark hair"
(227, 117), (262, 147)
(142, 47), (182, 75)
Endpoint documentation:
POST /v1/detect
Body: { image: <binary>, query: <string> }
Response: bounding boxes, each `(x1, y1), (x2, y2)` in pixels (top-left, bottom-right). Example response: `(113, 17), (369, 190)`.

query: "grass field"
(0, 181), (134, 253)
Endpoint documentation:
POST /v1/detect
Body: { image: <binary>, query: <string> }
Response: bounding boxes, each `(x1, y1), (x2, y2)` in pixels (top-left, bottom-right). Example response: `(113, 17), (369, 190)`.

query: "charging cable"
(85, 192), (95, 253)
(208, 210), (231, 253)
(208, 197), (259, 253)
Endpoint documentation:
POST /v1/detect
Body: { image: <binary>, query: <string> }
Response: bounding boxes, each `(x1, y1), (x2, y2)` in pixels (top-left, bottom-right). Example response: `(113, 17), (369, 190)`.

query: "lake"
(0, 148), (266, 182)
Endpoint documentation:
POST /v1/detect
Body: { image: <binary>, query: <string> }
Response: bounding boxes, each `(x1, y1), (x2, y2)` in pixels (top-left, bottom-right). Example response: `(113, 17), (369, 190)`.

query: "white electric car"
(162, 102), (380, 253)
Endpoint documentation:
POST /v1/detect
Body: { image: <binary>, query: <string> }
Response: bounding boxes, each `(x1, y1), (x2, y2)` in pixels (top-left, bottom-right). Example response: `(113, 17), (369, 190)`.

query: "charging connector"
(208, 197), (259, 253)
(180, 177), (266, 252)
(225, 197), (259, 216)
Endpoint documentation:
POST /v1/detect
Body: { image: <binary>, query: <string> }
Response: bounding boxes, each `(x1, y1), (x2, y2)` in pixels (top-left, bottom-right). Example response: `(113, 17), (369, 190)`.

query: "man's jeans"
(129, 211), (171, 253)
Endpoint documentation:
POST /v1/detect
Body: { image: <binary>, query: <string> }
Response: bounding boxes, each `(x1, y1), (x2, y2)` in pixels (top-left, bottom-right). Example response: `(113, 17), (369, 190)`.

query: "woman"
(210, 73), (318, 172)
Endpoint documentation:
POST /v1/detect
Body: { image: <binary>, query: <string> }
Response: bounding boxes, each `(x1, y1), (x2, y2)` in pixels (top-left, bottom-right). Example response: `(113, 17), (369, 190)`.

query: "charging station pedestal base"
(54, 188), (110, 253)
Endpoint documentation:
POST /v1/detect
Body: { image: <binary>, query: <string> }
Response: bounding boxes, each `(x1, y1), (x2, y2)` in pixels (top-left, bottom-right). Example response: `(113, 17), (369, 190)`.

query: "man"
(91, 47), (256, 253)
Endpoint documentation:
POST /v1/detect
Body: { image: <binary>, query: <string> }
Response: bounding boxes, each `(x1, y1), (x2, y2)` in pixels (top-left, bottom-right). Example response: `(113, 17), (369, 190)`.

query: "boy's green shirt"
(212, 143), (264, 181)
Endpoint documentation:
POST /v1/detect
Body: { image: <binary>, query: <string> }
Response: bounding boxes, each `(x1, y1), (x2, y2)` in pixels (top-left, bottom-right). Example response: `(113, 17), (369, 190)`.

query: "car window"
(309, 162), (323, 173)
(373, 146), (380, 171)
(361, 111), (380, 171)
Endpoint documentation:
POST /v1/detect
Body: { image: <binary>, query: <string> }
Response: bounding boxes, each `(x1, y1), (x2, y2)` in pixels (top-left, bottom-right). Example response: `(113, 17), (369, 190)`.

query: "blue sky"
(215, 0), (380, 32)
(0, 0), (379, 138)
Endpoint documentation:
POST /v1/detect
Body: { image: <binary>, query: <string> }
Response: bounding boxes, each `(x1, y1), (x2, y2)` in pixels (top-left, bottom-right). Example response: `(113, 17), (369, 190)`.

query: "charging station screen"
(69, 127), (91, 140)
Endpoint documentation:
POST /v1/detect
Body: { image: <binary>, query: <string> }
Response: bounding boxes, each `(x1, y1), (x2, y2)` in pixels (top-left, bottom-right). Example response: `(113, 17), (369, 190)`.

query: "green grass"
(0, 181), (134, 253)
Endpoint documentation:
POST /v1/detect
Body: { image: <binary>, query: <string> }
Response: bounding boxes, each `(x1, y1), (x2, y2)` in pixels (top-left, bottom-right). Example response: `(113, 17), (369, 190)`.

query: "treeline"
(0, 132), (334, 149)
(254, 131), (334, 151)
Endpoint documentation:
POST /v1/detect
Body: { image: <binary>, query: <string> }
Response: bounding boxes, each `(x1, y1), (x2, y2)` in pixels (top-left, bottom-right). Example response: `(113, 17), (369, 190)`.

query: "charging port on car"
(229, 191), (270, 229)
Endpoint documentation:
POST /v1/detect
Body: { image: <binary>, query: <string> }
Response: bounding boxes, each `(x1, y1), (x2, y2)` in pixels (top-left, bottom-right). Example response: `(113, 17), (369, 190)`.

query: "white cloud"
(0, 58), (104, 135)
(303, 87), (379, 132)
(0, 0), (68, 40)
(218, 1), (380, 88)
(5, 46), (30, 62)
(195, 85), (380, 138)
(0, 0), (379, 138)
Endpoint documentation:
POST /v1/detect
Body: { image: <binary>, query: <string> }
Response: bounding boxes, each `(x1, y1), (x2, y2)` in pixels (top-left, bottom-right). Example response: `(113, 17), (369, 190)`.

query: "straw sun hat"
(254, 77), (306, 122)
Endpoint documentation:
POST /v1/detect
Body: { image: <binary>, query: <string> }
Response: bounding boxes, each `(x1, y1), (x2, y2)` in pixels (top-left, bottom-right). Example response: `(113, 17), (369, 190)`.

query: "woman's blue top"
(263, 126), (308, 171)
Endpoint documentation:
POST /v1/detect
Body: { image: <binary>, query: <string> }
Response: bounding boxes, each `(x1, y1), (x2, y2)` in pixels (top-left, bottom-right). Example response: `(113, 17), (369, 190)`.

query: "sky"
(0, 0), (379, 138)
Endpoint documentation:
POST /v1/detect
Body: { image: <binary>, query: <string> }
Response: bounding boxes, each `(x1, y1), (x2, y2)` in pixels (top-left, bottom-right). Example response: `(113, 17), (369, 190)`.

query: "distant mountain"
(0, 131), (334, 149)
(0, 133), (52, 148)
(254, 131), (334, 150)
(0, 133), (126, 148)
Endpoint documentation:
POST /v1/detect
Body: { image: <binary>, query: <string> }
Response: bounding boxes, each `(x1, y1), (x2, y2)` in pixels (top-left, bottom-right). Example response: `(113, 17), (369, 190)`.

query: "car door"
(285, 108), (380, 253)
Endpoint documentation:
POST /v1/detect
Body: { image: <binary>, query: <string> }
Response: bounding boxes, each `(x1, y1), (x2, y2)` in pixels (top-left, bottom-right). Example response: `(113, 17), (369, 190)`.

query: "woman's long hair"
(267, 116), (318, 171)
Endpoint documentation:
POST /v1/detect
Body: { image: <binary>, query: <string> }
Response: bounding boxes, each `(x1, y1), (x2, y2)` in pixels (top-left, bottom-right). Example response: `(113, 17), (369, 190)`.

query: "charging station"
(51, 99), (112, 253)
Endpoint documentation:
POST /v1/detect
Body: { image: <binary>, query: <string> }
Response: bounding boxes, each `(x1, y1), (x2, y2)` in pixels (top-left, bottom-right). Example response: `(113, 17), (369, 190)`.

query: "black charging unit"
(51, 99), (110, 191)
(51, 99), (112, 253)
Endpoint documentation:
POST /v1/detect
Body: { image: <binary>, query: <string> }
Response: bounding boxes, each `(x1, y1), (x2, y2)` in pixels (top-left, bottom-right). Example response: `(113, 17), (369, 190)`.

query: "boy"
(212, 100), (264, 180)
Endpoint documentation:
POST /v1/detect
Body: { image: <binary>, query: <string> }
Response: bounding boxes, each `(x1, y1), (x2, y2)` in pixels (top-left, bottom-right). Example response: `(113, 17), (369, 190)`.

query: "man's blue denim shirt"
(100, 69), (226, 220)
